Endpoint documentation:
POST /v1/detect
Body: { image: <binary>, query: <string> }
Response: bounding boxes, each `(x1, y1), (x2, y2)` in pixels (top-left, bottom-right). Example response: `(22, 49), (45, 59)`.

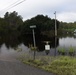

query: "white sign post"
(45, 45), (50, 50)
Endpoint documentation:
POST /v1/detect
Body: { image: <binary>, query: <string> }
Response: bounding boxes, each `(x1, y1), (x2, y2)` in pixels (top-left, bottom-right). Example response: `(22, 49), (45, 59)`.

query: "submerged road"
(0, 59), (54, 75)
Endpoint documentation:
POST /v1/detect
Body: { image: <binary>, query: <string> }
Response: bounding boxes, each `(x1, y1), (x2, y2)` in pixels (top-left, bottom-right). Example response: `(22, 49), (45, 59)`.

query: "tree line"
(58, 21), (76, 35)
(1, 11), (76, 38)
(0, 11), (60, 38)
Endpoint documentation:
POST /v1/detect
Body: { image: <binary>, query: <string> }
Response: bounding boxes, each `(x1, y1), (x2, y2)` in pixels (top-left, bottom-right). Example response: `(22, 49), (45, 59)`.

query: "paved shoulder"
(0, 60), (54, 75)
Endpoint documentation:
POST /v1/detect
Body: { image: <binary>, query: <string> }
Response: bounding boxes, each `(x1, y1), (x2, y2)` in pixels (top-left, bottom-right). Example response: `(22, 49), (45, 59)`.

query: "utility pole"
(54, 11), (57, 56)
(54, 11), (57, 36)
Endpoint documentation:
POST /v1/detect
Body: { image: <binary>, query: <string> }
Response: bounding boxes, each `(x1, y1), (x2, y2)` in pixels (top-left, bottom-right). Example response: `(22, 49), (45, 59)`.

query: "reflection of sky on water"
(59, 37), (76, 47)
(0, 44), (15, 54)
(0, 43), (29, 60)
(1, 36), (76, 58)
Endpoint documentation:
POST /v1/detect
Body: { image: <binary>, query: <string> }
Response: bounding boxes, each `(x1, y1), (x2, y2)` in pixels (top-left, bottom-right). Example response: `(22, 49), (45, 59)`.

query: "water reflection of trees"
(0, 34), (59, 51)
(21, 34), (59, 51)
(0, 34), (22, 49)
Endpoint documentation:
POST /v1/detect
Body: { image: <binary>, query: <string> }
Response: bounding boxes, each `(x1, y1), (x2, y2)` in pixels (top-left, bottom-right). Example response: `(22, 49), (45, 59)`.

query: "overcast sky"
(0, 0), (76, 22)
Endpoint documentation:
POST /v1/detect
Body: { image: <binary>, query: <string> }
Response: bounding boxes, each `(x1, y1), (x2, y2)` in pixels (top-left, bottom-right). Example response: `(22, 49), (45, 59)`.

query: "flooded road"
(0, 43), (29, 61)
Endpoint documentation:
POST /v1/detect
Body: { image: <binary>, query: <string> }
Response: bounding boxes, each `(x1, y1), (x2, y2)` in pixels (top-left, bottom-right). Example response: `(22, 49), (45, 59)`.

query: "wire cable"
(0, 0), (22, 12)
(7, 0), (26, 10)
(0, 0), (26, 12)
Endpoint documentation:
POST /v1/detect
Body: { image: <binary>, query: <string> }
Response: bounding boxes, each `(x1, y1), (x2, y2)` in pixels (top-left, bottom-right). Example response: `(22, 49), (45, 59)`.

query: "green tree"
(21, 14), (59, 36)
(4, 11), (23, 36)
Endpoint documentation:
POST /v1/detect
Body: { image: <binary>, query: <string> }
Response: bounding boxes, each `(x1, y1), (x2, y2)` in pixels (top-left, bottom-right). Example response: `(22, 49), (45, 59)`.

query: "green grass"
(47, 56), (76, 75)
(69, 47), (75, 56)
(19, 55), (76, 75)
(58, 48), (66, 55)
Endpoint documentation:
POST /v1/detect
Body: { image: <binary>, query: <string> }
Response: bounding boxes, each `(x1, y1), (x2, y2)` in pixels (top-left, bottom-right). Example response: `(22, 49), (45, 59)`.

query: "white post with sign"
(45, 44), (50, 55)
(45, 44), (50, 50)
(45, 41), (50, 55)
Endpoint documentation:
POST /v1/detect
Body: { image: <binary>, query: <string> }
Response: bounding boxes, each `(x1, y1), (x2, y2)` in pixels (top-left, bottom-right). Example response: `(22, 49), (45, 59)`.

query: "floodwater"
(0, 35), (76, 60)
(59, 37), (76, 48)
(0, 43), (29, 61)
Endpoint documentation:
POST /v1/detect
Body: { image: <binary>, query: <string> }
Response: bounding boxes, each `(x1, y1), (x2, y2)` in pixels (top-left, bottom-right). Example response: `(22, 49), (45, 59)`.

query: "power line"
(0, 0), (26, 14)
(7, 0), (26, 10)
(0, 0), (22, 12)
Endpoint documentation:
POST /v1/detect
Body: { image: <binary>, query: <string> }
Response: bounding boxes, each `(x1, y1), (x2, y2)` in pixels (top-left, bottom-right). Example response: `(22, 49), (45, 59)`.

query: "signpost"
(45, 41), (50, 55)
(30, 25), (36, 60)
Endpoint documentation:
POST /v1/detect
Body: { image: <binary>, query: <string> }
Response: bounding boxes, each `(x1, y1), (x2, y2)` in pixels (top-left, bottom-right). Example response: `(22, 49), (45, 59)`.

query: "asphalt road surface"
(0, 59), (54, 75)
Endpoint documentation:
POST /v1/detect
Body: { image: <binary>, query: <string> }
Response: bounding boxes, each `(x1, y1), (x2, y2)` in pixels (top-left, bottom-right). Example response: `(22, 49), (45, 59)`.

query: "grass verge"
(19, 55), (76, 75)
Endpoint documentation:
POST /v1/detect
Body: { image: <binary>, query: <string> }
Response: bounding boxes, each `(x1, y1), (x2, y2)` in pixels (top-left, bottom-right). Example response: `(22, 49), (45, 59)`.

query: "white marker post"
(45, 42), (50, 55)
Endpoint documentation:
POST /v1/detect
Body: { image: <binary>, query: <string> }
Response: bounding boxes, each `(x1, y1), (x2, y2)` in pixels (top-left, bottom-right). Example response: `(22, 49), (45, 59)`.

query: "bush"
(69, 47), (75, 56)
(58, 48), (66, 55)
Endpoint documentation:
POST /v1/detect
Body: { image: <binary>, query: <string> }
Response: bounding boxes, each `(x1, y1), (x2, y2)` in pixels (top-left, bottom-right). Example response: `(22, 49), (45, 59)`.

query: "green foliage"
(48, 56), (76, 75)
(30, 47), (38, 51)
(0, 11), (60, 37)
(58, 48), (66, 55)
(20, 55), (76, 75)
(29, 44), (38, 51)
(21, 15), (59, 36)
(27, 59), (44, 66)
(69, 47), (75, 56)
(58, 48), (62, 54)
(0, 11), (23, 36)
(58, 47), (75, 56)
(59, 22), (76, 34)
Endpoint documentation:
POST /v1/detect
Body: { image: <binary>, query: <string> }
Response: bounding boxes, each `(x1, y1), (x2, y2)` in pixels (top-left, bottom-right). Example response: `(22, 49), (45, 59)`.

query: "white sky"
(0, 0), (76, 22)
